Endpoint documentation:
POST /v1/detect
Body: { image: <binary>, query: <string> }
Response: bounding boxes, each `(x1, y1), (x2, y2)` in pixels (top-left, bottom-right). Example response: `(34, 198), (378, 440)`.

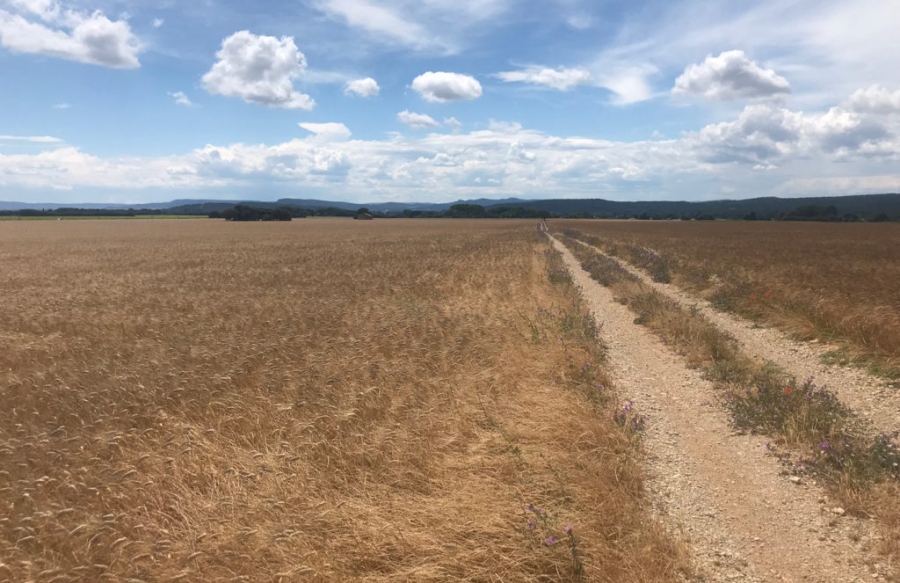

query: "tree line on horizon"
(206, 202), (895, 222)
(2, 200), (898, 222)
(205, 203), (553, 221)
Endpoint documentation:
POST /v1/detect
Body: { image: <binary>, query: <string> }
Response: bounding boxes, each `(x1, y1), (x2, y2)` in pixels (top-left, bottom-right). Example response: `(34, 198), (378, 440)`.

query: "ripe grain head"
(0, 218), (688, 582)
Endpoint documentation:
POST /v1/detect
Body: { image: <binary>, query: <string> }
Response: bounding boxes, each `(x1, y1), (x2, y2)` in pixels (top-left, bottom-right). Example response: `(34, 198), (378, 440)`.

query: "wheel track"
(569, 236), (900, 437)
(549, 233), (882, 583)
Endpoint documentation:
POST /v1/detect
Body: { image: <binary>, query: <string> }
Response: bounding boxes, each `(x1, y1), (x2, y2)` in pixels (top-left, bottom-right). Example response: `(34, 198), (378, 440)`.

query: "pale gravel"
(572, 238), (900, 437)
(550, 234), (884, 583)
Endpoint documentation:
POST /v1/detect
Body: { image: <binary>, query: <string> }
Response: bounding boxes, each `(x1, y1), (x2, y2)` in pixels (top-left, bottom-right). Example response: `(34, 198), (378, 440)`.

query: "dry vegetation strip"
(551, 230), (900, 575)
(555, 220), (900, 379)
(0, 219), (687, 582)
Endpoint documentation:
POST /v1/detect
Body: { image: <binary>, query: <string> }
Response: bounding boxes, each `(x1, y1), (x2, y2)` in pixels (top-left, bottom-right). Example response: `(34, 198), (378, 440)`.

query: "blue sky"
(1, 0), (899, 204)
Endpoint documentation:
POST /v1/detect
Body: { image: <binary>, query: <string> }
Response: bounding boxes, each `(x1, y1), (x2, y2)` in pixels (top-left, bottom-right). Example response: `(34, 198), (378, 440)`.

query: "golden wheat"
(0, 218), (687, 582)
(554, 219), (900, 374)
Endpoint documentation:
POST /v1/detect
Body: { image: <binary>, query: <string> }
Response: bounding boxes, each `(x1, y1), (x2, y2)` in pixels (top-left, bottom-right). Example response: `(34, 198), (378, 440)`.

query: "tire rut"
(571, 237), (900, 437)
(549, 234), (883, 583)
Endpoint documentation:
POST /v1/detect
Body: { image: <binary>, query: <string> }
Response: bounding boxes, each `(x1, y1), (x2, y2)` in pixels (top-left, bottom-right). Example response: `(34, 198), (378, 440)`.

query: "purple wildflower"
(565, 525), (573, 534)
(545, 535), (558, 546)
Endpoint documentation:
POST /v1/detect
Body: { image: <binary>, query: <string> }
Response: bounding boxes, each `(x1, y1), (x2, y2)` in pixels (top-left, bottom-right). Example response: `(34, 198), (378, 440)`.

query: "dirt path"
(570, 238), (900, 437)
(549, 234), (884, 583)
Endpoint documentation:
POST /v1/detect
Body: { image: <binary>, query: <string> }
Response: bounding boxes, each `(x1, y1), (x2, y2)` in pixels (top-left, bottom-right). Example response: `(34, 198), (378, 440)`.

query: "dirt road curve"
(550, 235), (885, 583)
(572, 238), (900, 437)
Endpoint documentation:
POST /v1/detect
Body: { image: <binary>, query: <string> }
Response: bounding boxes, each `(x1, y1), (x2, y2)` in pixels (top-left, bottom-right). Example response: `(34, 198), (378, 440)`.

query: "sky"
(1, 0), (899, 204)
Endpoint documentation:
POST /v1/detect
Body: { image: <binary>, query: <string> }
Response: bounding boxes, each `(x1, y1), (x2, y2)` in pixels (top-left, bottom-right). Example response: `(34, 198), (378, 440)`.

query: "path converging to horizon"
(547, 227), (890, 582)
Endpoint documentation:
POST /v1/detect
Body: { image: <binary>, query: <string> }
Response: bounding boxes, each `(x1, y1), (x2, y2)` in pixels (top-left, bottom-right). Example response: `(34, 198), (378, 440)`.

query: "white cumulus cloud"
(496, 66), (591, 91)
(412, 71), (482, 103)
(0, 3), (142, 68)
(345, 77), (380, 97)
(152, 18), (163, 28)
(674, 50), (790, 101)
(2, 87), (898, 202)
(168, 91), (193, 107)
(299, 122), (352, 141)
(443, 117), (462, 131)
(397, 110), (441, 129)
(688, 102), (893, 165)
(202, 31), (314, 110)
(848, 85), (900, 115)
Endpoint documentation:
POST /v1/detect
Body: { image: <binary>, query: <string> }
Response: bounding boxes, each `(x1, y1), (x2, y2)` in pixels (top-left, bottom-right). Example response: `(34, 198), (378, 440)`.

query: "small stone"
(831, 507), (846, 516)
(789, 476), (802, 485)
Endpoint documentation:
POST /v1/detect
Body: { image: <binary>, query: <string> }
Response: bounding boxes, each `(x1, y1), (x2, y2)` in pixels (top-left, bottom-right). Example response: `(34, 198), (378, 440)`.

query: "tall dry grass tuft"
(0, 219), (688, 582)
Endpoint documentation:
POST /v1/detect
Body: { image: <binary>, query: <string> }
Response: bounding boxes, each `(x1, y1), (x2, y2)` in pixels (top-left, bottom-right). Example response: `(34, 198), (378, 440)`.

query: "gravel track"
(571, 237), (900, 437)
(549, 234), (885, 583)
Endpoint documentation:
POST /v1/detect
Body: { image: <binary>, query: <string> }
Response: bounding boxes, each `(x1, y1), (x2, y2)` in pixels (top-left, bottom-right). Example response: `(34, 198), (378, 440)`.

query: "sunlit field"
(554, 219), (900, 375)
(0, 218), (686, 582)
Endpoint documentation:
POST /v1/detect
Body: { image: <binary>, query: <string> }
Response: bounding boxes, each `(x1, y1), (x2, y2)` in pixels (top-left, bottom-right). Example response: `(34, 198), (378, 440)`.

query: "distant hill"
(0, 199), (230, 212)
(0, 197), (526, 213)
(239, 197), (527, 213)
(1, 194), (898, 221)
(493, 193), (900, 220)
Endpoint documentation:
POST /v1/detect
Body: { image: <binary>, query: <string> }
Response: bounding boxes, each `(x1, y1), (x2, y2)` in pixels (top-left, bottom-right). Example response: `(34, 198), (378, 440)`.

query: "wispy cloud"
(168, 91), (194, 107)
(496, 66), (592, 91)
(0, 134), (63, 143)
(312, 0), (513, 53)
(314, 0), (440, 51)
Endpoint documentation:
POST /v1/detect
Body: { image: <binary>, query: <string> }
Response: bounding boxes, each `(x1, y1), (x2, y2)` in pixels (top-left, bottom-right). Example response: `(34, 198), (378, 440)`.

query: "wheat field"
(555, 220), (900, 374)
(0, 218), (685, 582)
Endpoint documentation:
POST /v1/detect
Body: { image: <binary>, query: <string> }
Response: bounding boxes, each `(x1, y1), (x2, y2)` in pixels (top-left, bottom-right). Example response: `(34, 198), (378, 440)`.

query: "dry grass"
(0, 218), (688, 582)
(554, 220), (900, 378)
